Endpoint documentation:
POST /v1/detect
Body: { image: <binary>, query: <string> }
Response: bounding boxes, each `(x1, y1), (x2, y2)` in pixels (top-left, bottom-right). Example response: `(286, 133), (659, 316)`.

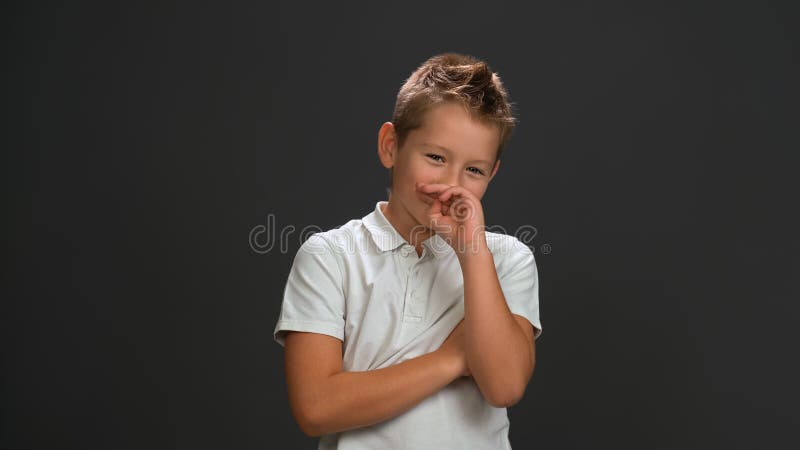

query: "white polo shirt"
(274, 200), (542, 450)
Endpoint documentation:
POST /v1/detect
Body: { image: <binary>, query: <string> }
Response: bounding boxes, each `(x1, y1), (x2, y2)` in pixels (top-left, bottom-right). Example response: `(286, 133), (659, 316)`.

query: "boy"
(273, 52), (542, 449)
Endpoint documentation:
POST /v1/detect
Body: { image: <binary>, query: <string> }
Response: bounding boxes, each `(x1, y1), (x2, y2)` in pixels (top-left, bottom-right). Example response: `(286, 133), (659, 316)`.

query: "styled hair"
(391, 52), (518, 163)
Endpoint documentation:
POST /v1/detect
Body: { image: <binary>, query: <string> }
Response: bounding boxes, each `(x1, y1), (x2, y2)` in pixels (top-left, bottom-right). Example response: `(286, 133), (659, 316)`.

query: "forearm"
(458, 238), (533, 406)
(304, 350), (461, 437)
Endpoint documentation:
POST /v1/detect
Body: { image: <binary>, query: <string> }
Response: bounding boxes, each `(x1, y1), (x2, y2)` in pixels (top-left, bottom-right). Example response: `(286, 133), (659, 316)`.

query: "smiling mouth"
(416, 190), (437, 202)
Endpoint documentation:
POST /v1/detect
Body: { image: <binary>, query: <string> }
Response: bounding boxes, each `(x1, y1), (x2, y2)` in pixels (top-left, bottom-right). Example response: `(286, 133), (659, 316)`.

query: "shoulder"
(485, 231), (534, 260)
(305, 219), (371, 252)
(295, 218), (375, 266)
(484, 231), (536, 274)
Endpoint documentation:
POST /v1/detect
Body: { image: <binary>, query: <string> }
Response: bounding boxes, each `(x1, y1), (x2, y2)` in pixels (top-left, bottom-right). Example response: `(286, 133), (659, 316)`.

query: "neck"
(381, 200), (435, 252)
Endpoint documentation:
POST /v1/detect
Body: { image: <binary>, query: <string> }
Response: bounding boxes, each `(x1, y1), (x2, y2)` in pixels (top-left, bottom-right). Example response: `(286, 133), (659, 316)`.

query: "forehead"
(407, 102), (500, 159)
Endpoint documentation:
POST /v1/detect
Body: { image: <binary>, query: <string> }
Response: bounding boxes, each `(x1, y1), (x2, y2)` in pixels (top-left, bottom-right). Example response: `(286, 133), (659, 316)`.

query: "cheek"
(403, 161), (437, 184)
(464, 180), (488, 198)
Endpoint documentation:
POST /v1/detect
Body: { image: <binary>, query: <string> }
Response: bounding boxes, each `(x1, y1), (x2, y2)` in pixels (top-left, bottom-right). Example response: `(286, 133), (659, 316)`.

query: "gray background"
(4, 1), (798, 449)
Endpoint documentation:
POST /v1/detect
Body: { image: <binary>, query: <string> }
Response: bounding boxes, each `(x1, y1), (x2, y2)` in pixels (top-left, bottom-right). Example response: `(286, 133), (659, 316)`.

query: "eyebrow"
(422, 142), (494, 167)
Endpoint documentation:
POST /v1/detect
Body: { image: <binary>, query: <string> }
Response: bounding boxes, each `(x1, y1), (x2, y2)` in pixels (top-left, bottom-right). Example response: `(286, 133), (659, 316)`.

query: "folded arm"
(283, 331), (463, 437)
(458, 239), (537, 407)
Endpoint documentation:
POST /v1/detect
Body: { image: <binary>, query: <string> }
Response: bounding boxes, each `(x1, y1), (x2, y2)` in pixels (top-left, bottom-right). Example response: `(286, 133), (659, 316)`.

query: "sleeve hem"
(509, 311), (543, 340)
(273, 319), (345, 347)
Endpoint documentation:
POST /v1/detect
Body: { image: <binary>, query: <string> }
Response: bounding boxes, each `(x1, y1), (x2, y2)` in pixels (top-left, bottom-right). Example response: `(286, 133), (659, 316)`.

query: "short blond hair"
(392, 52), (517, 162)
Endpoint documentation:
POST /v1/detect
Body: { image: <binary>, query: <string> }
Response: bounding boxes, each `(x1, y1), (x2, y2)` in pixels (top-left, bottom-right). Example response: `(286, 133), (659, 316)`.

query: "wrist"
(456, 234), (490, 263)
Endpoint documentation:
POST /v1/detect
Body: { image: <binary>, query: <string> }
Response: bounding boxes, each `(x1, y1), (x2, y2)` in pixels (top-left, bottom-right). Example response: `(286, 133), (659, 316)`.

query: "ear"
(488, 159), (501, 181)
(378, 122), (398, 169)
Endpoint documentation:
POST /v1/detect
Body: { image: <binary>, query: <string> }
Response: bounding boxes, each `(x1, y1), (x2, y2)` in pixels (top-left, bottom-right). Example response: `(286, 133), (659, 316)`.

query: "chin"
(404, 207), (422, 227)
(402, 192), (431, 227)
(414, 212), (434, 231)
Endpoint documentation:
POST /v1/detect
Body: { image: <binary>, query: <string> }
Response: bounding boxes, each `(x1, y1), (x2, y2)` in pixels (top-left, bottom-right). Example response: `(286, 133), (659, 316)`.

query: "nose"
(436, 168), (461, 189)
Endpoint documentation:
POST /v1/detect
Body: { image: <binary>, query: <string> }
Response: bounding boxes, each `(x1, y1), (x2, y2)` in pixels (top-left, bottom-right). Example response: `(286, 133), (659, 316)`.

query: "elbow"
(297, 418), (322, 438)
(290, 373), (340, 438)
(488, 353), (536, 408)
(485, 381), (526, 408)
(300, 424), (324, 439)
(475, 363), (532, 408)
(293, 402), (328, 438)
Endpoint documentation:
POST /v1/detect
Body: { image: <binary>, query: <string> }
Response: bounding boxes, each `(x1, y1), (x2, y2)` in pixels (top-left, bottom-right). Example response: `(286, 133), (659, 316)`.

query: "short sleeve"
(273, 233), (346, 347)
(497, 238), (543, 339)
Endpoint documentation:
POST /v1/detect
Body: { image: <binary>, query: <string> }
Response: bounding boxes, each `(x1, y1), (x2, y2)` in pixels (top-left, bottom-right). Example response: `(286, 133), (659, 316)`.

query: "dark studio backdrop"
(3, 1), (798, 449)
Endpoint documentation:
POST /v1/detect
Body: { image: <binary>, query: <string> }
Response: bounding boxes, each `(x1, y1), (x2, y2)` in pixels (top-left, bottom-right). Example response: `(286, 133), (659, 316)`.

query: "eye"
(467, 167), (486, 176)
(426, 153), (444, 162)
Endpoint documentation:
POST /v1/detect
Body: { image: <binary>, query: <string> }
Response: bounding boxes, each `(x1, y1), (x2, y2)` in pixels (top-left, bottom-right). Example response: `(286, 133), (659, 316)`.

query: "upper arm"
(497, 238), (543, 340)
(273, 233), (347, 347)
(512, 314), (536, 381)
(284, 331), (343, 435)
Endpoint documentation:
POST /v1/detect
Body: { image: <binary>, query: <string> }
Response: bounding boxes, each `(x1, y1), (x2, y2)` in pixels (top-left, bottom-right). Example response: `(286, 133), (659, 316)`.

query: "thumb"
(428, 199), (444, 227)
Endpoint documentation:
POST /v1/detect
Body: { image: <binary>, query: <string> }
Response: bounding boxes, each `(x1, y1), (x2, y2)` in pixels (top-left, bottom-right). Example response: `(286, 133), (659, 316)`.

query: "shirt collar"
(362, 201), (451, 259)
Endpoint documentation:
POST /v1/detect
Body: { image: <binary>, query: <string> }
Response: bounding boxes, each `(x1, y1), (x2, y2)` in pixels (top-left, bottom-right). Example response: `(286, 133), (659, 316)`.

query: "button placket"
(394, 246), (411, 321)
(402, 254), (425, 322)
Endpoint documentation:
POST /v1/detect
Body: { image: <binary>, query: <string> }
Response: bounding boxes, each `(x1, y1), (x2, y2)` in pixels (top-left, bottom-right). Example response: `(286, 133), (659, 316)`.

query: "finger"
(438, 186), (464, 204)
(416, 182), (452, 194)
(417, 190), (437, 205)
(427, 199), (443, 223)
(450, 198), (476, 222)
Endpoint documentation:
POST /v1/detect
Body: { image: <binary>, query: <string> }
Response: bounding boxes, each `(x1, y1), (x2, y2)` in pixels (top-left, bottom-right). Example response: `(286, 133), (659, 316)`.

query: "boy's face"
(378, 101), (501, 232)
